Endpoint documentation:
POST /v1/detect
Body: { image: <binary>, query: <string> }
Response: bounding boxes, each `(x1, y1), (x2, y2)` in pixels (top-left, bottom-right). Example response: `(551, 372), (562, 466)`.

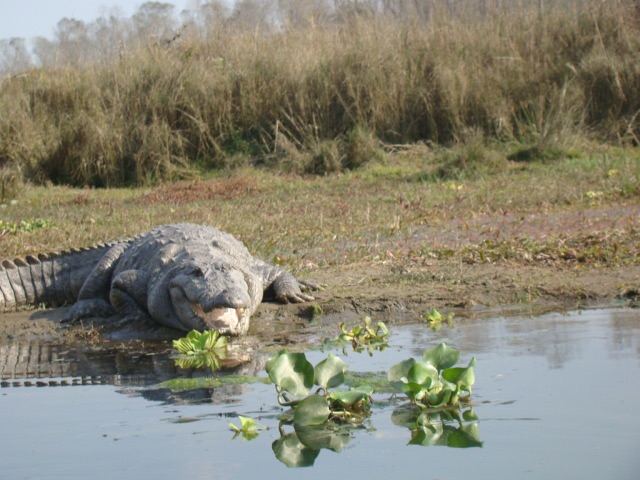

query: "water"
(1, 308), (639, 479)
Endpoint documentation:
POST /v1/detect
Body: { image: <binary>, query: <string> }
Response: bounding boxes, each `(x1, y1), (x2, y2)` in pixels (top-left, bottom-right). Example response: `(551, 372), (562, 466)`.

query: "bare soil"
(2, 203), (638, 343)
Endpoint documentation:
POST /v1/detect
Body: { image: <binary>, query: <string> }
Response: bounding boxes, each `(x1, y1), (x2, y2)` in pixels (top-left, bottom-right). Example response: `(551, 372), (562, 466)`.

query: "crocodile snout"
(200, 289), (251, 312)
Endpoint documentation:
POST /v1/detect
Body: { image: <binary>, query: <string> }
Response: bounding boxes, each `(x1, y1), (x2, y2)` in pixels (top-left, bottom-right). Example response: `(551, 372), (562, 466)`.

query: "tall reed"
(0, 0), (638, 186)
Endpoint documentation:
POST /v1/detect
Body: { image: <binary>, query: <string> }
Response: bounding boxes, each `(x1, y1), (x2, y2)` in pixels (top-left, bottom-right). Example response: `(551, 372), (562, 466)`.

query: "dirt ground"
(2, 202), (638, 343)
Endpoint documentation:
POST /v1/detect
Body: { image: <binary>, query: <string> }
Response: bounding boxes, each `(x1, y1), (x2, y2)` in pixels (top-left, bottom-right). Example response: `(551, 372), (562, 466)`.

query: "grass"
(1, 147), (638, 269)
(0, 0), (639, 187)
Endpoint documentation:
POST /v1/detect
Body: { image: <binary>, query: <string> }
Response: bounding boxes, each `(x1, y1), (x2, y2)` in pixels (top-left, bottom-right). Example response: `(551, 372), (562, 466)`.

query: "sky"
(0, 0), (191, 42)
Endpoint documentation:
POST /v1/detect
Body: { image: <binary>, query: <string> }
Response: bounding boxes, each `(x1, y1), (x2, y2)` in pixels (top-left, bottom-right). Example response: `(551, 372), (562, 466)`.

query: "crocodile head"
(162, 261), (259, 335)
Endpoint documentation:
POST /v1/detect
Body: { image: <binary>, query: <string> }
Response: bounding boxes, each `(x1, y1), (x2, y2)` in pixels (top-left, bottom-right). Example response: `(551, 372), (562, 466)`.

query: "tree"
(91, 7), (131, 61)
(0, 38), (32, 75)
(53, 17), (90, 66)
(132, 2), (177, 43)
(229, 0), (278, 31)
(276, 0), (332, 28)
(181, 0), (229, 39)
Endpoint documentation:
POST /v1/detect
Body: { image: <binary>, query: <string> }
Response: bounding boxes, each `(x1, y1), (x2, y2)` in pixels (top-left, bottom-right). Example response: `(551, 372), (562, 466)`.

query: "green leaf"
(172, 337), (193, 354)
(294, 425), (351, 452)
(351, 325), (363, 338)
(293, 394), (331, 427)
(336, 317), (388, 346)
(390, 405), (424, 428)
(239, 416), (256, 430)
(328, 389), (369, 407)
(428, 388), (453, 408)
(442, 357), (476, 394)
(462, 408), (479, 422)
(203, 330), (227, 350)
(351, 384), (374, 395)
(424, 308), (443, 323)
(407, 362), (439, 386)
(408, 425), (444, 446)
(186, 330), (200, 342)
(272, 433), (320, 468)
(446, 425), (483, 448)
(388, 358), (417, 391)
(228, 416), (266, 440)
(376, 321), (389, 337)
(314, 354), (347, 390)
(403, 382), (427, 402)
(266, 351), (315, 397)
(172, 330), (228, 355)
(422, 343), (461, 371)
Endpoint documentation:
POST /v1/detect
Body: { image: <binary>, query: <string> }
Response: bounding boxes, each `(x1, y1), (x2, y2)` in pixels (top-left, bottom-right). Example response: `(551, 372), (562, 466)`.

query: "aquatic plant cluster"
(172, 314), (480, 464)
(172, 330), (228, 370)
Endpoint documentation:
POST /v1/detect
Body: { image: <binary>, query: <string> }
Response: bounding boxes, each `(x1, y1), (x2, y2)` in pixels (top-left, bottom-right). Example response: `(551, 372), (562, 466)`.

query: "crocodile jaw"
(192, 304), (250, 335)
(169, 286), (251, 335)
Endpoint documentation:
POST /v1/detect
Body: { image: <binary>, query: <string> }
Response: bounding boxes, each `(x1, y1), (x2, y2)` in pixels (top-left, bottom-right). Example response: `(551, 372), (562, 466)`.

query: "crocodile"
(0, 223), (318, 335)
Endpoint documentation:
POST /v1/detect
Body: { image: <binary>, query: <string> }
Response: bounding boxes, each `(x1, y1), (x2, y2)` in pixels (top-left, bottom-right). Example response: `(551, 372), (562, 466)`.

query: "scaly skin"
(0, 224), (319, 335)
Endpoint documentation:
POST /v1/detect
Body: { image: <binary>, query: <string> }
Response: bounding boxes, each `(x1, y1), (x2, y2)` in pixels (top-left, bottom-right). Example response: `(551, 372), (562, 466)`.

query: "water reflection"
(270, 404), (483, 468)
(391, 405), (482, 448)
(273, 423), (353, 468)
(407, 308), (640, 369)
(1, 308), (639, 393)
(0, 339), (264, 406)
(0, 308), (638, 479)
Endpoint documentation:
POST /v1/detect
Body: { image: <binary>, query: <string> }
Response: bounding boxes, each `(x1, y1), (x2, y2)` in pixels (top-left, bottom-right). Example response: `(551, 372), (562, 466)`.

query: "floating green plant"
(172, 329), (228, 354)
(389, 343), (476, 409)
(424, 309), (455, 332)
(265, 350), (372, 427)
(229, 416), (268, 441)
(331, 316), (389, 353)
(172, 330), (228, 371)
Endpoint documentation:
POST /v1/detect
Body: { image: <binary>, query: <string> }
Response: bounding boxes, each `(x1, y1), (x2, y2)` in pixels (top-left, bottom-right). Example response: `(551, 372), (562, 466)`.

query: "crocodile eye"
(191, 266), (204, 277)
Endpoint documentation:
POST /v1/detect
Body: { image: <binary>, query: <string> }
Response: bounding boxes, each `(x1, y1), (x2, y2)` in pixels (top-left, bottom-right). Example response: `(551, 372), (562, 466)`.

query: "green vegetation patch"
(0, 219), (53, 235)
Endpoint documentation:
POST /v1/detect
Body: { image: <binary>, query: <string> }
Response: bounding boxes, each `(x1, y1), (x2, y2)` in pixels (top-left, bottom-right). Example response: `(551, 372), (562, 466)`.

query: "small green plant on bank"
(338, 316), (389, 351)
(172, 330), (228, 370)
(424, 309), (455, 332)
(229, 416), (268, 441)
(389, 343), (476, 409)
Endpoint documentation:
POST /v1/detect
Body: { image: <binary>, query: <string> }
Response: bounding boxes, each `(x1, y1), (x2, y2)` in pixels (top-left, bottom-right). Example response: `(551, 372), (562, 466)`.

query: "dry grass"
(0, 147), (638, 272)
(0, 0), (638, 187)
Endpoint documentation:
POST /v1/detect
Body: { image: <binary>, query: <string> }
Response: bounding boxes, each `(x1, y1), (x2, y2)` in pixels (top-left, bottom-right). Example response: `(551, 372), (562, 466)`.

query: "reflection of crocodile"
(0, 340), (185, 386)
(0, 339), (264, 405)
(0, 223), (318, 335)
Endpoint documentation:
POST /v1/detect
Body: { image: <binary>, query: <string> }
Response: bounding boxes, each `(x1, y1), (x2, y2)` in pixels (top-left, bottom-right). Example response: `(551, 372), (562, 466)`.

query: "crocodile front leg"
(273, 273), (316, 303)
(258, 264), (320, 303)
(109, 270), (151, 323)
(62, 242), (128, 323)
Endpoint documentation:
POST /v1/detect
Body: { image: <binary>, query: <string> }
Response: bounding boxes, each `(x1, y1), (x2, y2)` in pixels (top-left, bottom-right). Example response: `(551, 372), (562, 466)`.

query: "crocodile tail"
(0, 244), (116, 310)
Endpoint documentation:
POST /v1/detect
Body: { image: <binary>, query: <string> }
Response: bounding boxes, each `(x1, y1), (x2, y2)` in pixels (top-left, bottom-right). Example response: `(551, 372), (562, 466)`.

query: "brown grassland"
(0, 146), (638, 340)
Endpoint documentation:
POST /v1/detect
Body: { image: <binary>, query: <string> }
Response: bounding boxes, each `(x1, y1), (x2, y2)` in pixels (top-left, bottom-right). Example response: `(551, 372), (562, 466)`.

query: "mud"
(1, 257), (638, 343)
